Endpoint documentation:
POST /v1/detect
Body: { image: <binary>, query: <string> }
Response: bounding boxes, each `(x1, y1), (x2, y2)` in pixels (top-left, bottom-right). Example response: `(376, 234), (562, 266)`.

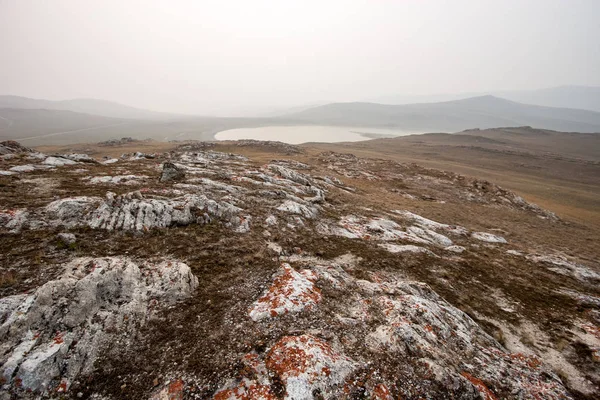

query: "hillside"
(283, 96), (600, 133)
(0, 138), (598, 398)
(0, 95), (183, 120)
(307, 126), (600, 225)
(0, 108), (129, 141)
(0, 107), (288, 145)
(372, 86), (600, 113)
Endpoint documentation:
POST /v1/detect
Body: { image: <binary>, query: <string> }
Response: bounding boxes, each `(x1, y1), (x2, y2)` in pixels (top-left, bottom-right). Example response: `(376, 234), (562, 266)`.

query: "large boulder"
(0, 257), (198, 394)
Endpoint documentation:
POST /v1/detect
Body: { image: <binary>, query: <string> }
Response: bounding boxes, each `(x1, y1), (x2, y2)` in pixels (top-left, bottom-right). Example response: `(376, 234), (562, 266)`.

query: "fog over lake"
(215, 125), (427, 144)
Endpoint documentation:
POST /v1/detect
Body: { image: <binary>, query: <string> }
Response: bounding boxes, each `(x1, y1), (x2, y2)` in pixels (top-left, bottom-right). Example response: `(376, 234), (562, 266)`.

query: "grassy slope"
(304, 127), (600, 226)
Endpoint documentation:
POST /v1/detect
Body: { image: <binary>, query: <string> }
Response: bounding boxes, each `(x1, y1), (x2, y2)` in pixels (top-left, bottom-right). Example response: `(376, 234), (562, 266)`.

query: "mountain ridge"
(0, 95), (187, 120)
(370, 85), (600, 112)
(281, 95), (600, 133)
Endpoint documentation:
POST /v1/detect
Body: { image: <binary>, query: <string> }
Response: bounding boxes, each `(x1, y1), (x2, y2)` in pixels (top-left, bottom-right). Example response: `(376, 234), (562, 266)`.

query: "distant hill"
(0, 108), (128, 140)
(393, 126), (600, 162)
(497, 86), (600, 113)
(282, 96), (600, 133)
(372, 86), (600, 113)
(0, 107), (286, 146)
(0, 95), (184, 120)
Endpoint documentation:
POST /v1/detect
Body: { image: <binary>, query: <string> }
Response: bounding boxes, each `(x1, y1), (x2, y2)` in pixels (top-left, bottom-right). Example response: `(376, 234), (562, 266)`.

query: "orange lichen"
(56, 380), (68, 393)
(250, 265), (321, 320)
(265, 335), (336, 379)
(372, 383), (394, 400)
(461, 372), (498, 400)
(509, 353), (542, 369)
(213, 382), (277, 400)
(53, 332), (64, 345)
(166, 379), (184, 400)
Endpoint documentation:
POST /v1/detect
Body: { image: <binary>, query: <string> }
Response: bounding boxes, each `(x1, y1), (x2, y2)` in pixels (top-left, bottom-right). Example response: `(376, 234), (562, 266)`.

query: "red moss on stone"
(461, 372), (498, 400)
(372, 383), (394, 400)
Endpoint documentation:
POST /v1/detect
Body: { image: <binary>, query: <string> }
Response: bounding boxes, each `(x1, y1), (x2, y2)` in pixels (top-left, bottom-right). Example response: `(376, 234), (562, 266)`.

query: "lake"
(215, 125), (422, 144)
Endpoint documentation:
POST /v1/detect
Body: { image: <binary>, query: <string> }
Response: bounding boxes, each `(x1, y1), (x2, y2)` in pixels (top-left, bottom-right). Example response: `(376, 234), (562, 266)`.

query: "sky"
(1, 0), (599, 116)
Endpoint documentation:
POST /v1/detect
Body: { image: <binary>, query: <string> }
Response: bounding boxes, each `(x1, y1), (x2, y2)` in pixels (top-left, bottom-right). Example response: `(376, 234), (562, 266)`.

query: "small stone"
(159, 162), (185, 182)
(57, 232), (76, 245)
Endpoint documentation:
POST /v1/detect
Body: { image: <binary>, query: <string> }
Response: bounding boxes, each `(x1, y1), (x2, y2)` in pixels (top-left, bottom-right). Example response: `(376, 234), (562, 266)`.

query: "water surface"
(215, 125), (421, 144)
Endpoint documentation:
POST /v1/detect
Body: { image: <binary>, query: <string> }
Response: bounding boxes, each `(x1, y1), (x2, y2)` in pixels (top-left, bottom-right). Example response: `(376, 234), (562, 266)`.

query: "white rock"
(42, 156), (78, 166)
(378, 243), (437, 256)
(86, 175), (147, 185)
(57, 232), (76, 245)
(0, 257), (198, 393)
(213, 335), (356, 400)
(58, 154), (96, 163)
(249, 264), (320, 321)
(44, 193), (248, 232)
(268, 164), (312, 185)
(393, 210), (468, 235)
(406, 226), (453, 247)
(277, 200), (318, 219)
(445, 245), (466, 253)
(527, 254), (600, 282)
(9, 164), (35, 172)
(471, 232), (507, 243)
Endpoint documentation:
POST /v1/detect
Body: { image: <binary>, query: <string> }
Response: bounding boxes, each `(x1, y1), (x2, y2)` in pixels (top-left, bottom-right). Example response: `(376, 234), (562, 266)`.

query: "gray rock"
(57, 154), (97, 163)
(44, 192), (248, 232)
(159, 162), (185, 182)
(0, 209), (29, 233)
(0, 257), (198, 394)
(42, 156), (78, 166)
(57, 232), (76, 245)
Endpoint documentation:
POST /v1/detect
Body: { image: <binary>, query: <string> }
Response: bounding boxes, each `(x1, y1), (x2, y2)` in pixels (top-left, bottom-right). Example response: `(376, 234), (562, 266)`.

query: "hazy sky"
(1, 0), (599, 116)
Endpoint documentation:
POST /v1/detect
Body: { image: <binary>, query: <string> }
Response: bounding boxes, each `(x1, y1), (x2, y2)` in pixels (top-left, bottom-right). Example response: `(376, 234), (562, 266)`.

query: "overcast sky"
(1, 0), (599, 116)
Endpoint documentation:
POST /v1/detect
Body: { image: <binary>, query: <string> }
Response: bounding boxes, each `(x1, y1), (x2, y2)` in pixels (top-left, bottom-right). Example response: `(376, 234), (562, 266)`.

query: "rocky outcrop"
(57, 153), (97, 163)
(249, 264), (321, 321)
(0, 140), (34, 154)
(43, 191), (249, 232)
(42, 156), (78, 166)
(212, 256), (574, 399)
(243, 258), (570, 399)
(0, 142), (595, 398)
(213, 335), (356, 400)
(0, 257), (198, 394)
(318, 211), (510, 252)
(472, 231), (508, 243)
(85, 175), (149, 185)
(0, 209), (29, 232)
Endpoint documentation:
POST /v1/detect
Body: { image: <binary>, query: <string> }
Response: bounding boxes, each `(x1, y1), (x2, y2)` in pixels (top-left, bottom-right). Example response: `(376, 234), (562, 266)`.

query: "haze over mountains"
(1, 86), (600, 146)
(371, 85), (600, 113)
(282, 95), (600, 133)
(0, 95), (184, 120)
